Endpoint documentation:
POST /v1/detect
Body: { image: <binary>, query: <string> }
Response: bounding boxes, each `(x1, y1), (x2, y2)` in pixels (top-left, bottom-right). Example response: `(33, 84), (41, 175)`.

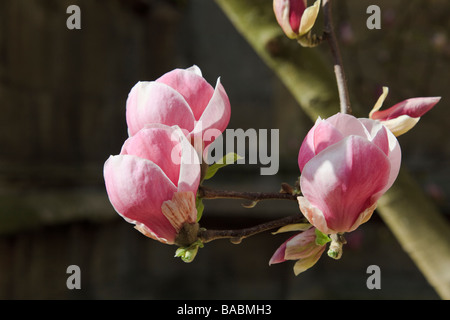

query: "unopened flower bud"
(297, 113), (401, 235)
(273, 0), (321, 39)
(104, 125), (201, 245)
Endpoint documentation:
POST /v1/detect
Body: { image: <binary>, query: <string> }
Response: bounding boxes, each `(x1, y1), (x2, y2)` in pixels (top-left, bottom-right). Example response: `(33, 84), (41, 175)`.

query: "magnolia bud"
(273, 0), (321, 39)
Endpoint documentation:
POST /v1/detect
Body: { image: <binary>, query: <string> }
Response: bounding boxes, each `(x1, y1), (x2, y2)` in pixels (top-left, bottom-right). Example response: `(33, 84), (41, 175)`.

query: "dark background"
(0, 0), (448, 299)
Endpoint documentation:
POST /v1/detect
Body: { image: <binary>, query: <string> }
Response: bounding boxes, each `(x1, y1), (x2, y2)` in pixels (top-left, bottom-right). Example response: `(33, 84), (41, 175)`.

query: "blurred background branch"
(215, 0), (450, 299)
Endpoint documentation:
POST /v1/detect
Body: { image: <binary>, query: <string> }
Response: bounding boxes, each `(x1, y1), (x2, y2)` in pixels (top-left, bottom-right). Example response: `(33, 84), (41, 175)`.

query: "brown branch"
(198, 185), (298, 202)
(322, 0), (352, 115)
(198, 215), (307, 244)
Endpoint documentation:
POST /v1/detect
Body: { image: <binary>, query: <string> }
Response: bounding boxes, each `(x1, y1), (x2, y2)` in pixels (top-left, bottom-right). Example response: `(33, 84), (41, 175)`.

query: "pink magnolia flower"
(126, 65), (231, 151)
(369, 87), (441, 136)
(270, 227), (326, 275)
(297, 113), (401, 235)
(273, 0), (321, 39)
(103, 124), (201, 245)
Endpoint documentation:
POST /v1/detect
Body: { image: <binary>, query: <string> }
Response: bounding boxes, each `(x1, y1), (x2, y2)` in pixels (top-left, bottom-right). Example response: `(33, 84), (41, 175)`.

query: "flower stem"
(198, 185), (298, 202)
(198, 215), (307, 244)
(327, 233), (347, 259)
(322, 0), (352, 115)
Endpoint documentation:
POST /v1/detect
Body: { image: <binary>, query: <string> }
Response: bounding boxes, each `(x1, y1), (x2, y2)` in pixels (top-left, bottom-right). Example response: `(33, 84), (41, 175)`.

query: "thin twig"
(198, 215), (307, 244)
(198, 185), (298, 202)
(322, 0), (352, 114)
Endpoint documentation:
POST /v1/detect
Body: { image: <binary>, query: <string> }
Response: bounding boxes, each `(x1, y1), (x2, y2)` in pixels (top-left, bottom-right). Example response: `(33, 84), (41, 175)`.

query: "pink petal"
(370, 97), (441, 121)
(292, 245), (325, 275)
(126, 81), (195, 136)
(269, 233), (299, 265)
(298, 114), (365, 172)
(191, 78), (231, 147)
(269, 238), (289, 265)
(120, 125), (181, 187)
(300, 136), (391, 233)
(298, 196), (331, 234)
(359, 119), (401, 193)
(273, 0), (296, 38)
(156, 66), (215, 121)
(358, 119), (390, 156)
(288, 0), (307, 33)
(284, 227), (318, 260)
(298, 119), (321, 173)
(161, 191), (197, 233)
(104, 155), (178, 244)
(176, 126), (202, 193)
(326, 113), (368, 138)
(312, 120), (345, 155)
(381, 132), (401, 195)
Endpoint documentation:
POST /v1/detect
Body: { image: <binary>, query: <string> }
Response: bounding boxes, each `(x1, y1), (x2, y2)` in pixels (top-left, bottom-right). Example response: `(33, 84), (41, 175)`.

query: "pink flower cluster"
(271, 95), (439, 273)
(104, 66), (231, 245)
(103, 64), (439, 273)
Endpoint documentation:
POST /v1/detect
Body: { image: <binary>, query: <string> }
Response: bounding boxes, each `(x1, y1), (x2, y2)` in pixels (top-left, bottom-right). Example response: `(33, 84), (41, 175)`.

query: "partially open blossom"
(103, 124), (201, 245)
(126, 65), (231, 151)
(270, 227), (326, 275)
(369, 87), (441, 136)
(297, 113), (401, 235)
(273, 0), (321, 39)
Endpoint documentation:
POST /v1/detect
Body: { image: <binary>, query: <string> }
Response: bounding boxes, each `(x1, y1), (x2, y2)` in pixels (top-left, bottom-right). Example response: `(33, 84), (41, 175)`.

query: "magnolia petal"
(300, 136), (391, 233)
(271, 223), (312, 235)
(293, 245), (326, 275)
(288, 0), (307, 34)
(358, 118), (390, 156)
(382, 115), (421, 137)
(347, 202), (377, 233)
(126, 81), (195, 136)
(156, 66), (216, 121)
(176, 127), (202, 193)
(381, 128), (401, 192)
(284, 227), (319, 260)
(326, 113), (368, 138)
(360, 119), (401, 194)
(103, 155), (178, 244)
(369, 86), (389, 118)
(269, 237), (291, 265)
(370, 96), (440, 137)
(371, 96), (441, 121)
(298, 116), (345, 173)
(312, 119), (345, 155)
(273, 0), (298, 39)
(185, 64), (203, 77)
(298, 0), (321, 36)
(298, 196), (334, 234)
(120, 125), (182, 187)
(161, 191), (197, 233)
(191, 78), (231, 147)
(134, 223), (170, 244)
(297, 118), (321, 172)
